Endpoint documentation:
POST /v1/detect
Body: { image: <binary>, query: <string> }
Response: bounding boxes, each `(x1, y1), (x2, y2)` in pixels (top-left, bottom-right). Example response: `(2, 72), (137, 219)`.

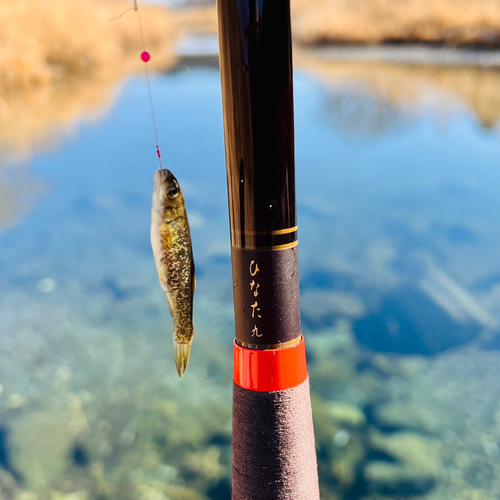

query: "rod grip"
(232, 378), (319, 500)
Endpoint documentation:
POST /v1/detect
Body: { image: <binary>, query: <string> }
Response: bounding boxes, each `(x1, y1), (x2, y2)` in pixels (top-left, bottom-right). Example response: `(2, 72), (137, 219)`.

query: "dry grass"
(0, 0), (180, 92)
(0, 1), (212, 155)
(176, 5), (219, 35)
(180, 0), (500, 47)
(291, 0), (500, 46)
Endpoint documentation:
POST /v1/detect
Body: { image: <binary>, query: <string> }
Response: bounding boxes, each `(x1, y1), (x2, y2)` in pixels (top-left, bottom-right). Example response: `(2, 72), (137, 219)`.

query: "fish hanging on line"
(111, 0), (195, 376)
(151, 169), (195, 377)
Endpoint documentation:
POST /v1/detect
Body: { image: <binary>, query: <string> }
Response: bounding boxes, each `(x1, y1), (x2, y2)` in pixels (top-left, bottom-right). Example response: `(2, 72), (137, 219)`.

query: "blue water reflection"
(1, 65), (500, 498)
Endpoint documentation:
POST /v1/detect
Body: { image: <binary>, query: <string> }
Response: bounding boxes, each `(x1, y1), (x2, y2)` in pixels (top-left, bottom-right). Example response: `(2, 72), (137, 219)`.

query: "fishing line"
(110, 0), (163, 170)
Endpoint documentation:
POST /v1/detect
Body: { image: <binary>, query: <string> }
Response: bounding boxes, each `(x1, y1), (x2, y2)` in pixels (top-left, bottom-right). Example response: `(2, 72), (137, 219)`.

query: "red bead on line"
(141, 51), (151, 63)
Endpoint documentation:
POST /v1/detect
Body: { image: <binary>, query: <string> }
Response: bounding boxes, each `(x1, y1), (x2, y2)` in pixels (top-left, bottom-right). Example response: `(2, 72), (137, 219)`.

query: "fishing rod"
(216, 0), (320, 498)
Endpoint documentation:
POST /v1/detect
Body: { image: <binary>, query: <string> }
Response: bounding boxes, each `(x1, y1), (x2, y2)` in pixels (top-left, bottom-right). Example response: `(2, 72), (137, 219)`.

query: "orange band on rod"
(234, 336), (308, 392)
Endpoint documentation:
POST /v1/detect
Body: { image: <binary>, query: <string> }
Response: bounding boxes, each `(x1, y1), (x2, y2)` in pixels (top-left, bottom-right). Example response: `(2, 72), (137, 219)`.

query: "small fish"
(151, 169), (195, 377)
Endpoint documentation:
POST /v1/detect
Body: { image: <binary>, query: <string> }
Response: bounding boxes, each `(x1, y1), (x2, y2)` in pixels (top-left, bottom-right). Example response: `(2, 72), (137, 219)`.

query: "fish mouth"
(154, 168), (178, 189)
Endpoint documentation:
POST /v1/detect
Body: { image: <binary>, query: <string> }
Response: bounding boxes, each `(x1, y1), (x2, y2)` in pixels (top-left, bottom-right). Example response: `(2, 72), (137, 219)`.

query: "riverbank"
(3, 0), (500, 93)
(291, 0), (500, 47)
(0, 0), (179, 93)
(2, 0), (500, 155)
(0, 1), (215, 155)
(150, 0), (500, 48)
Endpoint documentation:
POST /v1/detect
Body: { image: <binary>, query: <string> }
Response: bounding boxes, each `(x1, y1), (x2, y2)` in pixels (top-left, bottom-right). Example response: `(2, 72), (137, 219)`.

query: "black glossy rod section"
(217, 0), (296, 250)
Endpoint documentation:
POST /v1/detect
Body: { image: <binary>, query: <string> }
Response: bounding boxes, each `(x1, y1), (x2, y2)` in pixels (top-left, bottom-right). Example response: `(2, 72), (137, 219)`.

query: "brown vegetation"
(0, 0), (180, 93)
(0, 1), (217, 155)
(176, 5), (219, 35)
(173, 1), (500, 47)
(291, 0), (500, 47)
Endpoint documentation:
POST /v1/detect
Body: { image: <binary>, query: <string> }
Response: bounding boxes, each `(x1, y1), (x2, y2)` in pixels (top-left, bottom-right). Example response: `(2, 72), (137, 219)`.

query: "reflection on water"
(0, 163), (47, 230)
(0, 77), (125, 158)
(324, 89), (416, 139)
(1, 59), (500, 500)
(297, 53), (500, 129)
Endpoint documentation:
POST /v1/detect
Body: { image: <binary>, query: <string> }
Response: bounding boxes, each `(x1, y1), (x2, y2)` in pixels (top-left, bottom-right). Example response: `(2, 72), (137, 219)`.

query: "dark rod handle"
(232, 379), (319, 500)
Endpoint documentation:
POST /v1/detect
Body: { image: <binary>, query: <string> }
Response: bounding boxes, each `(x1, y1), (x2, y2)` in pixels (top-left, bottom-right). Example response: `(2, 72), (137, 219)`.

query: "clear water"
(1, 62), (500, 499)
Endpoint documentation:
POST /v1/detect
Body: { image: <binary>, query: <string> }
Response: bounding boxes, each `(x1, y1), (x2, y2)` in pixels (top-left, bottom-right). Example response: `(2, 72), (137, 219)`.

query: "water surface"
(1, 60), (500, 499)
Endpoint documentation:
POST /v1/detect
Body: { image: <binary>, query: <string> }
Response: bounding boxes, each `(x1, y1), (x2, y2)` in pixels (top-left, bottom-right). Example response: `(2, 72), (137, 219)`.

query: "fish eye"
(167, 185), (179, 199)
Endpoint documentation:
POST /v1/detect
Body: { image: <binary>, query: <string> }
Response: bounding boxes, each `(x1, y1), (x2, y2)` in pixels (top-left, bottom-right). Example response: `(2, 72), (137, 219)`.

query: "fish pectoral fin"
(193, 275), (196, 293)
(174, 340), (192, 378)
(166, 292), (175, 316)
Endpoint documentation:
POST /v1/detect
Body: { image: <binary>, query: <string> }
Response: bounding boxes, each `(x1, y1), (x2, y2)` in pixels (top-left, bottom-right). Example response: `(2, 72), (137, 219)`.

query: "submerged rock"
(17, 493), (39, 500)
(89, 462), (113, 498)
(459, 489), (496, 500)
(330, 433), (365, 489)
(332, 429), (350, 448)
(163, 485), (205, 500)
(182, 446), (225, 481)
(0, 469), (18, 500)
(366, 353), (427, 379)
(364, 462), (436, 496)
(374, 401), (440, 434)
(312, 395), (366, 492)
(10, 410), (76, 489)
(135, 483), (170, 500)
(364, 430), (442, 496)
(6, 394), (27, 410)
(324, 401), (366, 428)
(369, 430), (442, 472)
(306, 322), (356, 357)
(50, 491), (88, 500)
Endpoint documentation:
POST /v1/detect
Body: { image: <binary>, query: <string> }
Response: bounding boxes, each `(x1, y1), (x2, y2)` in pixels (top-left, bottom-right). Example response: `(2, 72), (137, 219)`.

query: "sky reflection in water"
(1, 64), (500, 498)
(3, 66), (500, 354)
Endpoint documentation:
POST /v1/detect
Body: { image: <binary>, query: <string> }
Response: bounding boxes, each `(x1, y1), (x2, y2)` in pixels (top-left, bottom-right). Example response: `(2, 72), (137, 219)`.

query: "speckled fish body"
(151, 169), (195, 377)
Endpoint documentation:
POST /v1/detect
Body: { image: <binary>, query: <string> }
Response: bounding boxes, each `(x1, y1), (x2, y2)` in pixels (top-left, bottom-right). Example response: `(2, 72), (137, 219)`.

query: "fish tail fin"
(174, 340), (192, 378)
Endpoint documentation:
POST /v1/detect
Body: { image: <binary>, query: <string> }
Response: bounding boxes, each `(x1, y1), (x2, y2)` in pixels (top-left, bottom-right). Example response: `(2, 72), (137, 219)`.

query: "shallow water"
(1, 61), (500, 499)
